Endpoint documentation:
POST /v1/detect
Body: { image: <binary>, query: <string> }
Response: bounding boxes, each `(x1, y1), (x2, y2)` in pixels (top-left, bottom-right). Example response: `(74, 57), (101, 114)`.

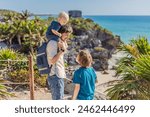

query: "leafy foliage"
(0, 10), (48, 54)
(0, 77), (14, 98)
(0, 9), (19, 16)
(0, 49), (18, 60)
(0, 49), (19, 68)
(106, 37), (150, 100)
(70, 17), (102, 31)
(0, 84), (13, 99)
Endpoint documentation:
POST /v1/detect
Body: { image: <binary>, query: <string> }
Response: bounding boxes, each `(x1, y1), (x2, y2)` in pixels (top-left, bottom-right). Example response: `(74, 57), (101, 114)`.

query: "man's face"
(61, 32), (70, 41)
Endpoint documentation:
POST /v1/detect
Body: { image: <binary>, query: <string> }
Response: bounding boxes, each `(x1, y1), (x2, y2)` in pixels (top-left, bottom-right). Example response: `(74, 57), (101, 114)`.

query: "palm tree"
(2, 12), (22, 45)
(0, 23), (10, 42)
(1, 11), (47, 54)
(20, 10), (31, 21)
(106, 37), (150, 100)
(22, 19), (47, 54)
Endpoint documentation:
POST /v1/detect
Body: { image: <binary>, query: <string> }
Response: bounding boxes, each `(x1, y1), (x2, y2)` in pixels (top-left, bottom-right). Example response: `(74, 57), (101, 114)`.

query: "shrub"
(34, 70), (47, 87)
(8, 69), (29, 82)
(8, 69), (47, 87)
(70, 17), (103, 31)
(0, 49), (22, 68)
(106, 37), (150, 100)
(0, 49), (18, 60)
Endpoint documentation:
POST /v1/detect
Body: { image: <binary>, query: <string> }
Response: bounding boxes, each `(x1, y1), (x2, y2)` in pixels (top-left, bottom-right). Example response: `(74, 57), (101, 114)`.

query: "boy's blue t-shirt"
(46, 21), (61, 42)
(73, 67), (97, 100)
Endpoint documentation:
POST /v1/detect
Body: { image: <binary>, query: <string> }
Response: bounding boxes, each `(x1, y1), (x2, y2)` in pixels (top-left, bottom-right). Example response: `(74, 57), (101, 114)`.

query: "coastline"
(84, 15), (150, 43)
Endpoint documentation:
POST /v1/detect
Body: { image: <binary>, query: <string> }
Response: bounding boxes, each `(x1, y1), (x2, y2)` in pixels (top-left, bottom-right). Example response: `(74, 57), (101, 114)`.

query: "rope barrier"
(64, 77), (73, 82)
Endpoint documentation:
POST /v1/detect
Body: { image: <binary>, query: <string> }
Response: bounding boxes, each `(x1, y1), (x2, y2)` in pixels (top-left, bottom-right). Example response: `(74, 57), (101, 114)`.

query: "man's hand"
(58, 41), (67, 52)
(58, 42), (63, 49)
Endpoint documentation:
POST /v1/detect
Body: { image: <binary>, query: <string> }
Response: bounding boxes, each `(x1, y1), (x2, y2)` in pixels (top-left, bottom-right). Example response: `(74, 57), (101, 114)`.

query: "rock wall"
(65, 26), (122, 71)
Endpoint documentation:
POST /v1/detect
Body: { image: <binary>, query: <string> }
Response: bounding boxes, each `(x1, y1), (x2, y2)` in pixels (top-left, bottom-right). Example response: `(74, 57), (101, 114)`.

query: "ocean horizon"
(40, 15), (150, 43)
(84, 15), (150, 43)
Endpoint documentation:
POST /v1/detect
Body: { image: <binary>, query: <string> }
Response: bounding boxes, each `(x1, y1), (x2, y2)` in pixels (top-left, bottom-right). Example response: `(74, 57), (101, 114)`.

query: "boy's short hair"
(58, 11), (69, 22)
(78, 50), (93, 67)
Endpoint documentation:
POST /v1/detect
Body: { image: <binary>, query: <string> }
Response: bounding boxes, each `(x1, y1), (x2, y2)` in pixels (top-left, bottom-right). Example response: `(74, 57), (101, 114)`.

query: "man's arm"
(46, 41), (62, 65)
(50, 50), (63, 64)
(47, 41), (66, 65)
(51, 41), (68, 64)
(72, 84), (80, 100)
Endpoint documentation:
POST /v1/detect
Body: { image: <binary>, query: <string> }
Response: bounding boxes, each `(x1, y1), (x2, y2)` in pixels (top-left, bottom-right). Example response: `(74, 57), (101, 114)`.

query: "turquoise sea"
(41, 15), (150, 43)
(84, 16), (150, 43)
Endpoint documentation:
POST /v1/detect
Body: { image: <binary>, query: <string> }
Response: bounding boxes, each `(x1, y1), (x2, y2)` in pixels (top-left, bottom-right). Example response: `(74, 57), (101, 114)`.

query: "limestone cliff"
(65, 18), (122, 71)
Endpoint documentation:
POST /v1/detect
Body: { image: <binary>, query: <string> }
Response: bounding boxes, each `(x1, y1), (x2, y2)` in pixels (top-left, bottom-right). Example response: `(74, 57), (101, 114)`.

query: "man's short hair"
(58, 11), (69, 22)
(59, 24), (73, 34)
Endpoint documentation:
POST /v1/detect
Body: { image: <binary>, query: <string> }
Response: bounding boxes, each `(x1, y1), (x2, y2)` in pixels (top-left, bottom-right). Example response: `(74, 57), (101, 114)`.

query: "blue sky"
(0, 0), (150, 15)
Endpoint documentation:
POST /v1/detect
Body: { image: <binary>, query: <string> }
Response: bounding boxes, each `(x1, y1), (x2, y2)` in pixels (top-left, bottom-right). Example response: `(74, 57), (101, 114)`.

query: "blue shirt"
(46, 21), (61, 42)
(73, 67), (97, 100)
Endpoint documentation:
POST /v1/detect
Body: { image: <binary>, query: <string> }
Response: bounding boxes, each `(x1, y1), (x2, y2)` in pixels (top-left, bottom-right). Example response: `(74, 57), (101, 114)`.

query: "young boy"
(72, 50), (97, 100)
(46, 11), (69, 42)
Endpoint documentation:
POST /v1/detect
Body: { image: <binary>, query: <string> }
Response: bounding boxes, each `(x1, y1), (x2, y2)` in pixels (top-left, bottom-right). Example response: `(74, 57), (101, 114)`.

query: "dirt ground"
(4, 70), (117, 100)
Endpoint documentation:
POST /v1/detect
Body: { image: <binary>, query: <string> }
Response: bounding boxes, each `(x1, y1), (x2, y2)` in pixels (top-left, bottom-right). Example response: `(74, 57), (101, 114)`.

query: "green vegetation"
(69, 17), (102, 31)
(0, 49), (26, 69)
(1, 10), (150, 100)
(106, 37), (150, 100)
(0, 48), (47, 89)
(8, 68), (47, 87)
(0, 83), (13, 99)
(34, 71), (47, 87)
(0, 10), (48, 55)
(69, 17), (114, 37)
(0, 10), (113, 55)
(0, 49), (18, 98)
(0, 49), (18, 60)
(0, 10), (55, 97)
(0, 9), (19, 16)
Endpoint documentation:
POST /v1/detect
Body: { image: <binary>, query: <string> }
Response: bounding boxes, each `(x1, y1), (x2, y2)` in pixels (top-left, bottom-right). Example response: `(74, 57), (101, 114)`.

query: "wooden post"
(28, 55), (35, 100)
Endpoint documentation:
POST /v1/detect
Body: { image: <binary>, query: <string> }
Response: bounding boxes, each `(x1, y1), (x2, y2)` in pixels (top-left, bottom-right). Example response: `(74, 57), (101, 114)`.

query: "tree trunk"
(30, 45), (34, 55)
(9, 34), (15, 45)
(17, 35), (22, 45)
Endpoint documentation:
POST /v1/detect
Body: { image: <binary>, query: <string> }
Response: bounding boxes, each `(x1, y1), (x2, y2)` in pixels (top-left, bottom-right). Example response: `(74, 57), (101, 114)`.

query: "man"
(46, 25), (73, 100)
